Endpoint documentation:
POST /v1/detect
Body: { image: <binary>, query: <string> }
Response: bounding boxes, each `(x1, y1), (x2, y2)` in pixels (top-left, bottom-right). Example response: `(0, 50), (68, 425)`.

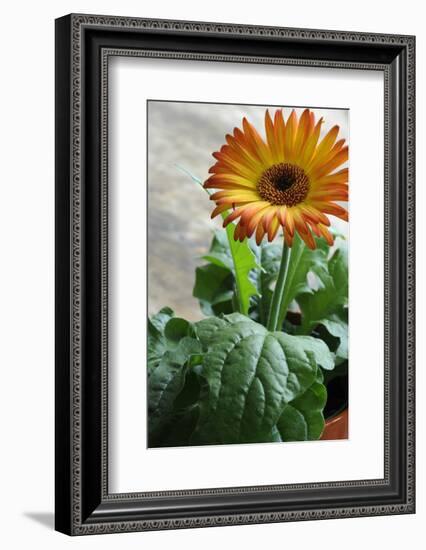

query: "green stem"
(276, 234), (303, 329)
(267, 240), (291, 332)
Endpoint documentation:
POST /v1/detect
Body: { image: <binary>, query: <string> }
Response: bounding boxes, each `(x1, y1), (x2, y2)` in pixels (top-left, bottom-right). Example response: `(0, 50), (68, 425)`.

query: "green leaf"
(147, 308), (205, 447)
(164, 317), (195, 344)
(148, 309), (201, 373)
(194, 316), (228, 349)
(277, 382), (327, 441)
(193, 263), (234, 316)
(277, 233), (329, 328)
(150, 367), (204, 448)
(256, 241), (282, 325)
(147, 307), (175, 374)
(153, 405), (200, 448)
(148, 336), (202, 445)
(195, 312), (249, 350)
(201, 230), (234, 271)
(214, 225), (260, 316)
(319, 309), (348, 364)
(193, 227), (260, 317)
(316, 366), (325, 384)
(329, 244), (349, 302)
(191, 315), (332, 445)
(259, 242), (283, 287)
(297, 240), (348, 334)
(275, 406), (307, 441)
(148, 306), (174, 337)
(293, 382), (327, 439)
(293, 335), (335, 371)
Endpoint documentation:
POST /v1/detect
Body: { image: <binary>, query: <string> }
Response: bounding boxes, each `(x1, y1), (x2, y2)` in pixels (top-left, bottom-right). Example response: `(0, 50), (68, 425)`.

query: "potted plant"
(148, 108), (348, 447)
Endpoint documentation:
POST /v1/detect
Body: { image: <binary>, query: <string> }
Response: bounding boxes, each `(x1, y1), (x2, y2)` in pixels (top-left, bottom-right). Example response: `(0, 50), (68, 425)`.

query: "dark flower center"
(257, 163), (309, 206)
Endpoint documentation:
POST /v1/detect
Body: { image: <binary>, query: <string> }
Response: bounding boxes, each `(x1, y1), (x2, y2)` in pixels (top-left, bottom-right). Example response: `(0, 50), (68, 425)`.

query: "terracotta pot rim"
(325, 407), (348, 425)
(321, 408), (348, 440)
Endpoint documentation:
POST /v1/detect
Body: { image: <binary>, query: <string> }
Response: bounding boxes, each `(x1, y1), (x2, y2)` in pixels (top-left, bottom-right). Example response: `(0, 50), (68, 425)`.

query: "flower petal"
(285, 208), (295, 236)
(314, 124), (339, 159)
(314, 147), (349, 179)
(210, 189), (260, 201)
(244, 206), (272, 237)
(284, 226), (294, 247)
(315, 168), (349, 185)
(255, 222), (266, 245)
(301, 117), (323, 167)
(273, 109), (286, 162)
(225, 133), (263, 173)
(307, 220), (322, 237)
(277, 205), (287, 226)
(240, 202), (271, 227)
(284, 109), (297, 161)
(318, 223), (334, 246)
(300, 204), (331, 226)
(311, 201), (349, 221)
(265, 109), (279, 162)
(267, 216), (280, 241)
(205, 173), (257, 189)
(232, 127), (267, 168)
(293, 109), (312, 157)
(223, 205), (249, 226)
(262, 206), (279, 232)
(242, 117), (273, 166)
(211, 203), (230, 218)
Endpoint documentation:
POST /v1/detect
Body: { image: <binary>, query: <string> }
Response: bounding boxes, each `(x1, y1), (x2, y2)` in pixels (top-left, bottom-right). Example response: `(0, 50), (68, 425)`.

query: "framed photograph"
(55, 14), (415, 535)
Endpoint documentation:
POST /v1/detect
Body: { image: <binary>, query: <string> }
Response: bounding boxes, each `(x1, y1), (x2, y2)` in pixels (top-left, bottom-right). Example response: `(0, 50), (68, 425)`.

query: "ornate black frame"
(55, 14), (415, 536)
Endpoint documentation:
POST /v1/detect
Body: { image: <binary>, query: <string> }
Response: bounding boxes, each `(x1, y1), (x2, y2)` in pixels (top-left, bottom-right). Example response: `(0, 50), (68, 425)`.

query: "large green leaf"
(191, 315), (333, 445)
(147, 311), (334, 446)
(147, 311), (203, 446)
(297, 240), (348, 334)
(276, 382), (327, 441)
(148, 332), (202, 446)
(194, 316), (228, 349)
(147, 309), (201, 372)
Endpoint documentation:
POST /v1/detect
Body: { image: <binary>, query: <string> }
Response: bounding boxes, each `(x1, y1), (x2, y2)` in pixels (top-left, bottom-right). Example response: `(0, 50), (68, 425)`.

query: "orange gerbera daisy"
(204, 109), (348, 249)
